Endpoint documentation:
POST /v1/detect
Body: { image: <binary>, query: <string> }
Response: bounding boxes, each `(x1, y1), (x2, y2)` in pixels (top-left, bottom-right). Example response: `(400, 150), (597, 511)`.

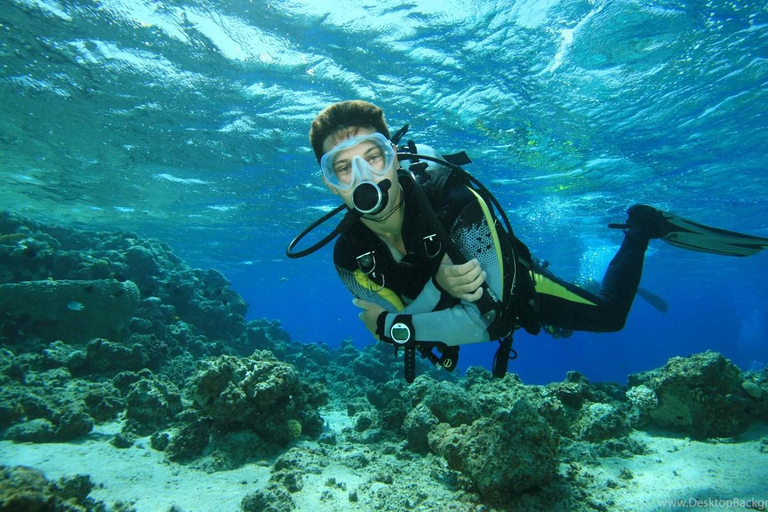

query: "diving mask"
(320, 132), (397, 191)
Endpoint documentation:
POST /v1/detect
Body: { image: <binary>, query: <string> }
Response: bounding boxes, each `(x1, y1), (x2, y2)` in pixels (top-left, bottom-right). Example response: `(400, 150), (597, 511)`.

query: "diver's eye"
(334, 165), (351, 177)
(367, 151), (384, 168)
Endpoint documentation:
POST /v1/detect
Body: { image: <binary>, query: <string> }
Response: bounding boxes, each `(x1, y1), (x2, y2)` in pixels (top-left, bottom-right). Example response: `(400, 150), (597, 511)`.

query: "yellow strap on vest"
(466, 187), (504, 293)
(353, 269), (405, 311)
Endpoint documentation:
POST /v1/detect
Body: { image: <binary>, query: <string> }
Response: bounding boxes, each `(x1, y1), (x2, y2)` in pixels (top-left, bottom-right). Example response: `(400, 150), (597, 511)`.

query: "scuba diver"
(288, 100), (768, 382)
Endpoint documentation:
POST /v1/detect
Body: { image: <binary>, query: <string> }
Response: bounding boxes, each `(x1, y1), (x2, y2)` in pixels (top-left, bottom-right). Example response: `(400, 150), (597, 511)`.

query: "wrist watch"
(390, 315), (413, 345)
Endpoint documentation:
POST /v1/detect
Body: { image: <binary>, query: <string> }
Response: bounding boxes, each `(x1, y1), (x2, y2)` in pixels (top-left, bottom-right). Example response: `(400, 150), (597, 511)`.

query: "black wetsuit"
(333, 172), (648, 346)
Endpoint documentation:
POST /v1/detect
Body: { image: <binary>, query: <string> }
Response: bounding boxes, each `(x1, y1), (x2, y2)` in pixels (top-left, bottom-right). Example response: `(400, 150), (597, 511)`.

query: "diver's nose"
(351, 156), (381, 183)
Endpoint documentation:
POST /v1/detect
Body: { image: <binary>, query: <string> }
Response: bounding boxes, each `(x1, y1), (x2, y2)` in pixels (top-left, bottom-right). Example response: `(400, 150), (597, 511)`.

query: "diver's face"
(321, 127), (400, 212)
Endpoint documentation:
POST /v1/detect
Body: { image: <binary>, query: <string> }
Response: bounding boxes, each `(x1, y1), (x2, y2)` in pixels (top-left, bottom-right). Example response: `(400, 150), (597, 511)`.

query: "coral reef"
(2, 211), (767, 512)
(428, 397), (559, 500)
(0, 211), (246, 347)
(0, 211), (325, 458)
(123, 375), (183, 435)
(0, 365), (97, 443)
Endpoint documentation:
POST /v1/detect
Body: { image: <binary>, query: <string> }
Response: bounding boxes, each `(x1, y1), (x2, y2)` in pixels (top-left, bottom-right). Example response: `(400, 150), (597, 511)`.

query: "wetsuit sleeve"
(399, 278), (442, 314)
(380, 187), (506, 346)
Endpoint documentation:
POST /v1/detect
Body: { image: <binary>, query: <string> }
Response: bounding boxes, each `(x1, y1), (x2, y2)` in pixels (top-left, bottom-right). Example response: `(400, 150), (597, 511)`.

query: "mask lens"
(320, 133), (395, 190)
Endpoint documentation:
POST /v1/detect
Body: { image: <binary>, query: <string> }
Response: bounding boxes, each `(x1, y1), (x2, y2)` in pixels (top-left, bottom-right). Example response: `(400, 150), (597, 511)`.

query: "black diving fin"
(636, 288), (669, 313)
(610, 206), (768, 257)
(659, 214), (768, 256)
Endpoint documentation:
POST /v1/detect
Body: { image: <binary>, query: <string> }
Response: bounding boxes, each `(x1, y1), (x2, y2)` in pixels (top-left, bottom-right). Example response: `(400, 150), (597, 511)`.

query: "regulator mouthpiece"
(353, 179), (391, 215)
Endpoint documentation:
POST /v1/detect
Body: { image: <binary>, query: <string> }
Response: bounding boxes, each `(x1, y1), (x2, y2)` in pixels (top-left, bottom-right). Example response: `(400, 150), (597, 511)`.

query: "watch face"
(391, 323), (410, 343)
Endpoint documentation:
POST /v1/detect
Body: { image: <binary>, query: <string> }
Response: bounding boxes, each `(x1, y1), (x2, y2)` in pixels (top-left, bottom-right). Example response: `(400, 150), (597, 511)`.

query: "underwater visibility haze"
(1, 0), (767, 381)
(3, 1), (768, 511)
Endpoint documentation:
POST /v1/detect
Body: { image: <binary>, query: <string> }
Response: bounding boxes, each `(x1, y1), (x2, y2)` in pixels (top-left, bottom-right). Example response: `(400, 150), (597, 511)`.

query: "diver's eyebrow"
(333, 145), (379, 166)
(333, 155), (351, 166)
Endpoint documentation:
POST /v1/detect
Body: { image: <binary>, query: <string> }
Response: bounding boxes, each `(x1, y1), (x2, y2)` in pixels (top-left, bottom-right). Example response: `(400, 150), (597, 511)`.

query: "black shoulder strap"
(401, 142), (467, 203)
(443, 151), (472, 166)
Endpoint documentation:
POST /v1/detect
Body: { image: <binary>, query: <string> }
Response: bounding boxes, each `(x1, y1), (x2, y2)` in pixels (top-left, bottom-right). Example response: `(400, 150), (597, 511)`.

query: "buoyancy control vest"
(381, 136), (541, 381)
(397, 139), (542, 338)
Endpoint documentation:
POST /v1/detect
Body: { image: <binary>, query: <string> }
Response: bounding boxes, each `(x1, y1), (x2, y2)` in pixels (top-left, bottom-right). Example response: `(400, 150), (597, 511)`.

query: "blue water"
(1, 0), (767, 384)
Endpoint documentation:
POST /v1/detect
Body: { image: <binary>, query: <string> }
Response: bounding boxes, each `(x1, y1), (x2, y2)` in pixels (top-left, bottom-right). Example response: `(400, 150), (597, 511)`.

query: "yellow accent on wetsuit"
(353, 269), (405, 311)
(532, 271), (597, 306)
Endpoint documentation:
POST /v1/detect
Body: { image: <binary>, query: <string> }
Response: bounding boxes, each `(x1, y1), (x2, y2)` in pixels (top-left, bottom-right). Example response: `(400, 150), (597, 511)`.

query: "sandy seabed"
(2, 403), (767, 512)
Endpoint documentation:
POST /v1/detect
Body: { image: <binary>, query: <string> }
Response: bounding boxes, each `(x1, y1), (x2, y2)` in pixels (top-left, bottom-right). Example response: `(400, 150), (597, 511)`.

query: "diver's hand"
(435, 254), (485, 302)
(353, 298), (385, 340)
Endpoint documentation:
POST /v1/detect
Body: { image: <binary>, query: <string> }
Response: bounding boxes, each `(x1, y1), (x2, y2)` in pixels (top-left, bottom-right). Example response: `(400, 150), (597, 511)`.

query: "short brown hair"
(309, 100), (390, 163)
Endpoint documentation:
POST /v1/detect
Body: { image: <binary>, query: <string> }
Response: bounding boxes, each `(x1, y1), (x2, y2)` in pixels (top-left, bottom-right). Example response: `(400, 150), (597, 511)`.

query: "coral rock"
(420, 380), (481, 427)
(124, 378), (183, 436)
(0, 465), (106, 511)
(628, 351), (753, 438)
(190, 353), (323, 445)
(402, 403), (439, 453)
(0, 279), (139, 343)
(428, 397), (559, 501)
(573, 402), (630, 442)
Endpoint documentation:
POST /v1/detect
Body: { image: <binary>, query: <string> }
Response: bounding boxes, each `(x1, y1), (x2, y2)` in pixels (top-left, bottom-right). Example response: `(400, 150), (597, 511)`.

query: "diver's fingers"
(441, 258), (481, 278)
(460, 286), (484, 302)
(353, 298), (374, 310)
(463, 263), (483, 282)
(470, 270), (487, 290)
(453, 270), (487, 294)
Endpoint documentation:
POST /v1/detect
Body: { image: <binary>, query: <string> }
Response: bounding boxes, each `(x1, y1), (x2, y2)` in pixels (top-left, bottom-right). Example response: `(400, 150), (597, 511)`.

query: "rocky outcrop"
(628, 351), (758, 438)
(428, 397), (559, 500)
(0, 279), (139, 343)
(0, 465), (113, 511)
(190, 352), (327, 446)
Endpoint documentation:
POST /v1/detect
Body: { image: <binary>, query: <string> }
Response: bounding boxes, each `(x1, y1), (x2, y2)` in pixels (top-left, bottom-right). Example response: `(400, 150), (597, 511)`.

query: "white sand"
(587, 425), (768, 511)
(2, 412), (767, 512)
(0, 422), (271, 511)
(0, 407), (384, 512)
